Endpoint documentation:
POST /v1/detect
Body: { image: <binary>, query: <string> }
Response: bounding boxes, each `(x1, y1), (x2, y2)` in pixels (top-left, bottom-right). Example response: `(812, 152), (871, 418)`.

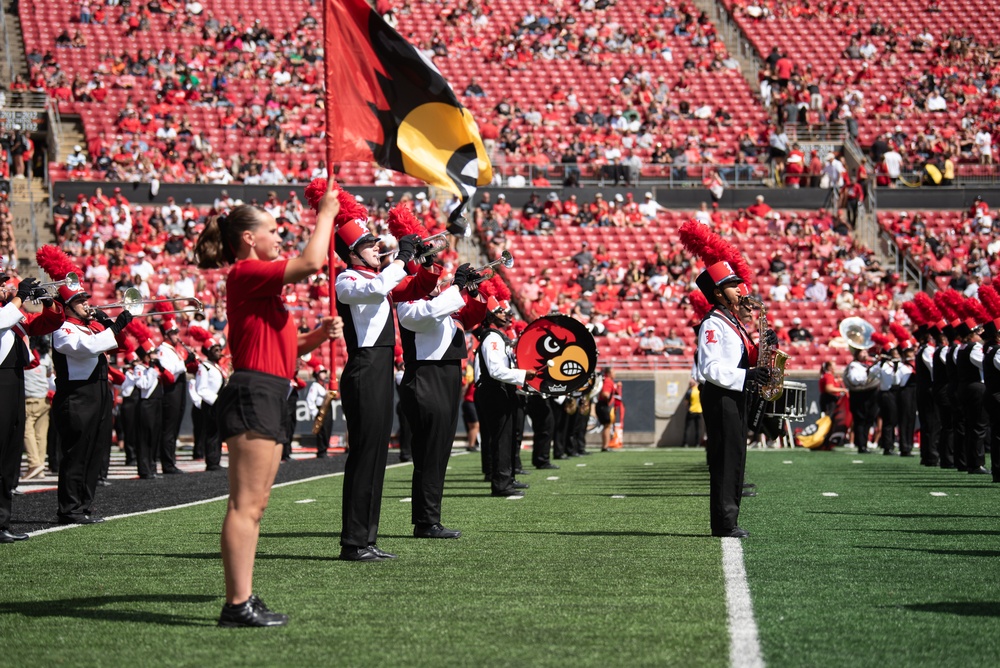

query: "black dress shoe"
(58, 515), (105, 525)
(218, 595), (289, 627)
(577, 450), (592, 456)
(162, 468), (185, 475)
(900, 452), (914, 457)
(339, 546), (384, 562)
(940, 463), (955, 469)
(513, 468), (528, 475)
(206, 465), (224, 471)
(968, 466), (989, 475)
(97, 479), (112, 487)
(883, 450), (896, 456)
(713, 527), (749, 538)
(742, 482), (757, 489)
(316, 452), (328, 459)
(511, 480), (529, 489)
(741, 491), (758, 497)
(139, 474), (159, 480)
(554, 454), (570, 460)
(0, 528), (29, 543)
(536, 463), (560, 470)
(414, 523), (461, 539)
(491, 488), (524, 497)
(367, 544), (397, 559)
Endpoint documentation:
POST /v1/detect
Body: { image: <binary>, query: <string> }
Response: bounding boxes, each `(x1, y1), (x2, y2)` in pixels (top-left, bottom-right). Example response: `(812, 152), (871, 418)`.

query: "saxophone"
(741, 295), (788, 401)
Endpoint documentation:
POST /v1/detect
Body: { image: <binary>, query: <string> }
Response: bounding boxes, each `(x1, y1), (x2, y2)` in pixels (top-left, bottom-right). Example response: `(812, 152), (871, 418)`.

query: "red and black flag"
(324, 0), (493, 230)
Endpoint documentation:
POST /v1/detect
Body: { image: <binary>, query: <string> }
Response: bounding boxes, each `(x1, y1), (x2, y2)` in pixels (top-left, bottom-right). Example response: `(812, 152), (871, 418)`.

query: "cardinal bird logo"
(515, 315), (598, 395)
(325, 0), (492, 225)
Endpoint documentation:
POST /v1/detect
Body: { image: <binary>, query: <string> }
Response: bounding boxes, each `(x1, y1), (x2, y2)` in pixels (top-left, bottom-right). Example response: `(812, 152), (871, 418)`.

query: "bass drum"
(514, 314), (598, 395)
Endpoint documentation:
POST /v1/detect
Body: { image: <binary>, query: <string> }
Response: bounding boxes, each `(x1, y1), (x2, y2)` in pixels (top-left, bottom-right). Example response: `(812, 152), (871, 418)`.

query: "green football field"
(2, 448), (997, 667)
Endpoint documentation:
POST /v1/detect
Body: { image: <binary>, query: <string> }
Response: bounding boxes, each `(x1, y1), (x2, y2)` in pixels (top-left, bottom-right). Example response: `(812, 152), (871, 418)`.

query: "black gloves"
(185, 351), (197, 366)
(396, 234), (420, 265)
(16, 278), (39, 302)
(467, 286), (479, 298)
(763, 329), (779, 347)
(94, 308), (114, 327)
(109, 310), (134, 335)
(745, 367), (776, 388)
(417, 241), (436, 266)
(453, 263), (473, 290)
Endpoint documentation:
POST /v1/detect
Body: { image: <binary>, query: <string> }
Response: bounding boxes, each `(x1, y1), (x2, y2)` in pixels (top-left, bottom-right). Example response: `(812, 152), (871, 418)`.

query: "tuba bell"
(839, 317), (876, 350)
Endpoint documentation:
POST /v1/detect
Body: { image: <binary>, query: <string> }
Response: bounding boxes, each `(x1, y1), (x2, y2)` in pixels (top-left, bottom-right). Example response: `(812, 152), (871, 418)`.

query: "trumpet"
(379, 232), (450, 260)
(91, 287), (205, 317)
(468, 251), (515, 286)
(29, 272), (81, 300)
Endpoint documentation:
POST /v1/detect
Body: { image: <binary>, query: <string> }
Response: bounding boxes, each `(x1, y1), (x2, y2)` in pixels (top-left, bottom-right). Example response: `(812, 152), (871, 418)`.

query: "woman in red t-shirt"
(193, 180), (342, 628)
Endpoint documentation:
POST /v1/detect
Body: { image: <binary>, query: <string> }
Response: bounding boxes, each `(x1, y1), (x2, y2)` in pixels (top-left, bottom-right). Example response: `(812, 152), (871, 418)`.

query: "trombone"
(379, 232), (450, 260)
(468, 251), (514, 286)
(91, 287), (205, 317)
(29, 272), (81, 300)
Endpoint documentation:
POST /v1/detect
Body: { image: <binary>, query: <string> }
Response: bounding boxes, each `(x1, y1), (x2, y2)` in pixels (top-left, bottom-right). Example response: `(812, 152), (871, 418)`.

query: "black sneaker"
(218, 595), (289, 627)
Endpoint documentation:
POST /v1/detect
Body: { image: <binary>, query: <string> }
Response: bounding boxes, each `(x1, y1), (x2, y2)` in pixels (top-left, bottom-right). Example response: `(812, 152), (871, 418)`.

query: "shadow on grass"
(117, 551), (341, 562)
(856, 545), (1000, 558)
(808, 511), (1000, 520)
(0, 594), (216, 626)
(897, 601), (1000, 617)
(873, 528), (1000, 537)
(494, 529), (709, 538)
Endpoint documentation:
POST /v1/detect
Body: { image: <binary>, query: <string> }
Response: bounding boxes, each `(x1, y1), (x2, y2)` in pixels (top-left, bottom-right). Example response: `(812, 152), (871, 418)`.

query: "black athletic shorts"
(217, 369), (293, 444)
(462, 400), (478, 424)
(595, 402), (613, 426)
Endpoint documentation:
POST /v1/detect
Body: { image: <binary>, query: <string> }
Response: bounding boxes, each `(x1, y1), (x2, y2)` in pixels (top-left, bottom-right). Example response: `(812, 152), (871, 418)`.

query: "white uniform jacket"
(696, 310), (749, 392)
(396, 286), (465, 361)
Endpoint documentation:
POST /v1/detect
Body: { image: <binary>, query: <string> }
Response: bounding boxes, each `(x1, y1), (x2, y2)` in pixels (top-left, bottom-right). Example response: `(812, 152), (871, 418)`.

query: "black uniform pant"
(878, 390), (898, 453)
(949, 381), (967, 470)
(897, 386), (917, 455)
(849, 389), (878, 451)
(526, 394), (554, 467)
(121, 394), (139, 466)
(191, 404), (204, 460)
(202, 401), (222, 468)
(551, 399), (568, 459)
(314, 410), (331, 457)
(399, 361), (462, 527)
(55, 381), (112, 520)
(916, 386), (939, 465)
(986, 391), (1000, 480)
(701, 383), (748, 535)
(569, 409), (589, 454)
(159, 374), (186, 471)
(933, 384), (955, 467)
(961, 382), (987, 470)
(0, 369), (25, 529)
(136, 395), (162, 477)
(476, 381), (517, 494)
(340, 347), (394, 548)
(684, 410), (704, 447)
(396, 397), (412, 462)
(512, 395), (526, 471)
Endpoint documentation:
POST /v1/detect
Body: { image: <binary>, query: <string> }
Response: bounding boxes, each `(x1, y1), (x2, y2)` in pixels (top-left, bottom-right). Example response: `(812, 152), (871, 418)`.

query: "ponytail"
(194, 204), (264, 268)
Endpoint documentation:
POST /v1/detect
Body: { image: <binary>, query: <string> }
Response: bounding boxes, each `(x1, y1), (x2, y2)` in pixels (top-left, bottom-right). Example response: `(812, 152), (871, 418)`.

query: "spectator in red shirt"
(747, 195), (772, 218)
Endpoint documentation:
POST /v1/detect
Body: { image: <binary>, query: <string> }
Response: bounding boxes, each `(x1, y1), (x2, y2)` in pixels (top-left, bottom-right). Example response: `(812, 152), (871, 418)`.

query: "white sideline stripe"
(27, 462), (414, 538)
(722, 538), (765, 668)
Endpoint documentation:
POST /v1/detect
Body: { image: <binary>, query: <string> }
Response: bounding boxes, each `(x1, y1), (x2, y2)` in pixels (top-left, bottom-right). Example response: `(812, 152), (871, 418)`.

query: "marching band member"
(893, 336), (918, 457)
(157, 319), (192, 473)
(132, 337), (165, 480)
(875, 337), (900, 456)
(118, 342), (140, 470)
(397, 262), (487, 539)
(843, 346), (881, 454)
(1, 272), (61, 543)
(194, 179), (342, 627)
(957, 313), (989, 475)
(914, 321), (940, 467)
(932, 322), (956, 468)
(188, 373), (203, 461)
(194, 336), (227, 471)
(333, 191), (436, 562)
(51, 281), (132, 524)
(980, 316), (1000, 483)
(681, 221), (775, 539)
(474, 278), (536, 497)
(305, 363), (331, 459)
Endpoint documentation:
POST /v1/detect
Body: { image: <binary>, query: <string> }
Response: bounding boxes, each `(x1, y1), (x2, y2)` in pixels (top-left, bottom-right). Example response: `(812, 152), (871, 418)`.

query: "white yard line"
(27, 462), (414, 538)
(722, 538), (765, 668)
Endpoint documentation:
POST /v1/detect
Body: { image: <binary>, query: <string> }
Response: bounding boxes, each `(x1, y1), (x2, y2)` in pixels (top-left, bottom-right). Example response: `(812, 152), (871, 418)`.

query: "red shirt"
(226, 258), (298, 379)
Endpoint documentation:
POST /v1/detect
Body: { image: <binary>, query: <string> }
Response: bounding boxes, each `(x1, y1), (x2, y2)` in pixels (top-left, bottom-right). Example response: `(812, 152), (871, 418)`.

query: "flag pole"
(323, 1), (339, 402)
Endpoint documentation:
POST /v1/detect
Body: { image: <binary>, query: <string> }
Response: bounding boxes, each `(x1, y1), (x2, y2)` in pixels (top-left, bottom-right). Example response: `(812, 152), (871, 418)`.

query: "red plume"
(120, 336), (137, 356)
(690, 290), (712, 320)
(889, 322), (910, 342)
(36, 245), (82, 281)
(934, 289), (964, 321)
(334, 187), (369, 228)
(977, 283), (1000, 318)
(386, 203), (431, 240)
(871, 332), (893, 349)
(963, 296), (990, 324)
(901, 300), (923, 326)
(913, 292), (942, 322)
(678, 220), (753, 286)
(478, 276), (511, 302)
(152, 300), (173, 314)
(304, 178), (330, 211)
(125, 319), (154, 343)
(188, 327), (213, 345)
